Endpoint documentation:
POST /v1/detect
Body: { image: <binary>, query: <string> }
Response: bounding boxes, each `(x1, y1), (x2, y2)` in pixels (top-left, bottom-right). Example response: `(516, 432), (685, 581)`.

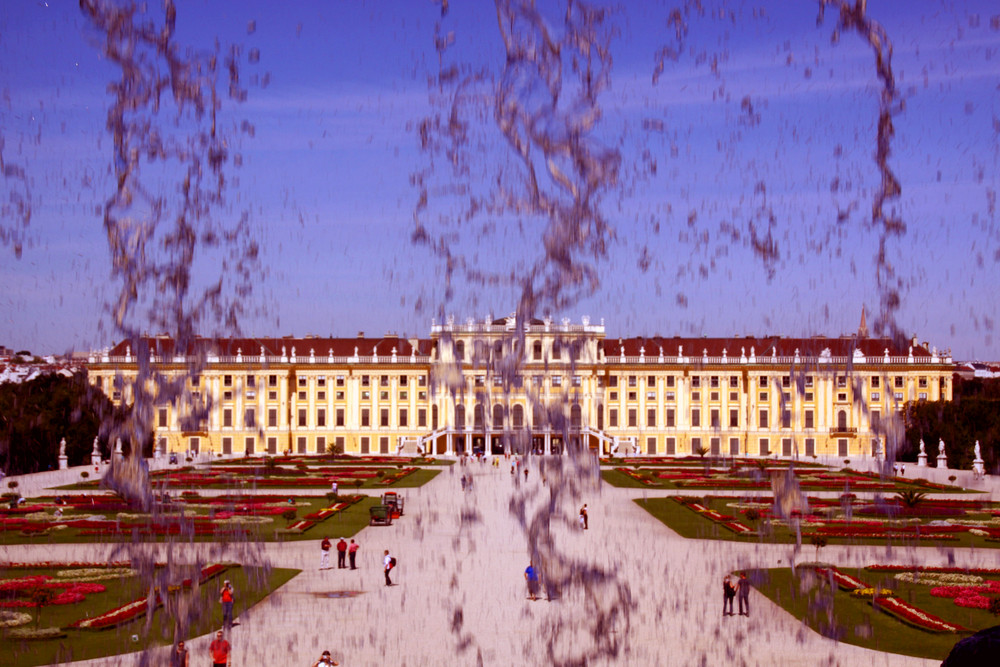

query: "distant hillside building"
(86, 315), (954, 459)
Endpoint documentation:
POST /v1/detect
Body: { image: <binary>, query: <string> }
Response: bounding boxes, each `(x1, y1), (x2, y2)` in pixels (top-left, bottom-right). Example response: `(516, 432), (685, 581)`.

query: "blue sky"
(0, 0), (997, 359)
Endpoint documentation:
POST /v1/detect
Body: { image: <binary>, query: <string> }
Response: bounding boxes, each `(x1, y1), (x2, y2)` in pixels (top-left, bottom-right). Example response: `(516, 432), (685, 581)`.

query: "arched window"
(837, 410), (848, 429)
(570, 404), (582, 429)
(454, 340), (464, 362)
(454, 404), (465, 431)
(474, 403), (485, 430)
(512, 404), (524, 428)
(492, 404), (505, 429)
(532, 341), (543, 361)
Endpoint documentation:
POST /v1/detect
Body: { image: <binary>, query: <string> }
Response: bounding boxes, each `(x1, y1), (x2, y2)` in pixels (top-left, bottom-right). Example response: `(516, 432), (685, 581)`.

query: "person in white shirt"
(383, 549), (394, 586)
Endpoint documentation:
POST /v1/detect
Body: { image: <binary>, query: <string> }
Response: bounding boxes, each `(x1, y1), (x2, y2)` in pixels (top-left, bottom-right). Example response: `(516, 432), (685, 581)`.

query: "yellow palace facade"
(86, 315), (954, 460)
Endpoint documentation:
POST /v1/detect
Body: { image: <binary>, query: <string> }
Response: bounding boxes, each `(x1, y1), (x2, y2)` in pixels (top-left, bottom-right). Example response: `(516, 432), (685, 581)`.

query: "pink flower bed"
(929, 580), (1000, 609)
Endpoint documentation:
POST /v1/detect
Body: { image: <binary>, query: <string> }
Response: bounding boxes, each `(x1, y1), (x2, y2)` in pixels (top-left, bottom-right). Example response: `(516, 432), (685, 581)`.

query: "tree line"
(0, 372), (137, 475)
(903, 376), (1000, 474)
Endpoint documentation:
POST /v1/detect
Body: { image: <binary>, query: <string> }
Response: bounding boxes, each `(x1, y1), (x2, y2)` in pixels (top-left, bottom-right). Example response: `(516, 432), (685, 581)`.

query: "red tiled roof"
(602, 336), (928, 358)
(109, 336), (436, 358)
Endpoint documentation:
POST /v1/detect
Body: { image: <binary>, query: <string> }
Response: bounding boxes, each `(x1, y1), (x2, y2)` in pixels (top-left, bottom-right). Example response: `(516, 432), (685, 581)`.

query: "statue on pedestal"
(58, 437), (69, 470)
(917, 439), (928, 467)
(936, 439), (948, 469)
(972, 440), (986, 478)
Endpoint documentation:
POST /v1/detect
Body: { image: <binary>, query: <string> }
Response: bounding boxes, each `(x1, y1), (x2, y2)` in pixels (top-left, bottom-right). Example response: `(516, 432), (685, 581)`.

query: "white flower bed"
(0, 610), (32, 628)
(894, 571), (985, 586)
(55, 567), (137, 582)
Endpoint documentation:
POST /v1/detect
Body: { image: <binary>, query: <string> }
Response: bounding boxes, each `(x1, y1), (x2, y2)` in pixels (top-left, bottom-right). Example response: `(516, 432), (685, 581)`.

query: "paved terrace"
(1, 458), (996, 666)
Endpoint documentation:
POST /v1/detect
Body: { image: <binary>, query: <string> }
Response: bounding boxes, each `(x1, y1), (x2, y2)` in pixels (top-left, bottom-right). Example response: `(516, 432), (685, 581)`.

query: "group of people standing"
(320, 536), (359, 570)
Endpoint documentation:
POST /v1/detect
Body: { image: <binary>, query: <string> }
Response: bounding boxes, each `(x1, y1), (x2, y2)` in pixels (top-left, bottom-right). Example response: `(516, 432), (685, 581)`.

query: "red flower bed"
(873, 596), (969, 632)
(0, 576), (107, 608)
(70, 563), (230, 630)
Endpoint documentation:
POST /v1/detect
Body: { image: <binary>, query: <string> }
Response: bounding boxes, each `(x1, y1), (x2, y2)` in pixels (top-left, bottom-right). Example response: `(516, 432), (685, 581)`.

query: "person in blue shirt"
(524, 562), (540, 601)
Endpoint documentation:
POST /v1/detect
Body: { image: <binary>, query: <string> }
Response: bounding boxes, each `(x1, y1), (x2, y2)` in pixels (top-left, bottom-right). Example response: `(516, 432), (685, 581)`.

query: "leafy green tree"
(0, 372), (134, 475)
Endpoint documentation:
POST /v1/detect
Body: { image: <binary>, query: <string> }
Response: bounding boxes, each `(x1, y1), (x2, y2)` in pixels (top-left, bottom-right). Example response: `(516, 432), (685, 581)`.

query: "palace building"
(86, 313), (954, 460)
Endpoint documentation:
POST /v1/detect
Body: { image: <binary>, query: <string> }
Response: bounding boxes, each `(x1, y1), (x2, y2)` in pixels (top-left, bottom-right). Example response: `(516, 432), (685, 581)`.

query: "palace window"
(552, 376), (563, 387)
(894, 376), (904, 388)
(158, 408), (168, 428)
(269, 375), (278, 387)
(628, 375), (637, 387)
(729, 376), (738, 388)
(418, 409), (427, 428)
(710, 409), (720, 428)
(224, 374), (232, 387)
(245, 408), (255, 428)
(667, 375), (675, 388)
(647, 408), (656, 428)
(646, 391), (656, 401)
(318, 376), (327, 387)
(691, 408), (700, 428)
(361, 375), (370, 387)
(361, 409), (370, 427)
(759, 376), (768, 388)
(298, 391), (306, 401)
(268, 409), (277, 428)
(665, 391), (675, 401)
(609, 409), (618, 428)
(336, 408), (345, 427)
(871, 376), (879, 388)
(666, 408), (675, 428)
(399, 409), (408, 427)
(782, 376), (790, 388)
(298, 408), (307, 427)
(691, 376), (701, 388)
(223, 409), (232, 428)
(729, 391), (738, 401)
(299, 377), (307, 387)
(246, 375), (255, 387)
(710, 376), (719, 388)
(336, 376), (345, 387)
(608, 375), (618, 388)
(628, 409), (637, 428)
(804, 376), (813, 388)
(758, 410), (768, 428)
(533, 341), (542, 360)
(380, 408), (389, 428)
(381, 375), (390, 387)
(223, 391), (233, 401)
(647, 375), (656, 387)
(336, 391), (344, 400)
(317, 409), (326, 428)
(804, 410), (814, 429)
(871, 392), (880, 402)
(729, 408), (739, 428)
(317, 391), (326, 401)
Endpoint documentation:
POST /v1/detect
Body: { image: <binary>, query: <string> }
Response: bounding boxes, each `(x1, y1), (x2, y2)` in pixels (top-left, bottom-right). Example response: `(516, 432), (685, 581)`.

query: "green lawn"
(0, 495), (386, 545)
(1, 564), (298, 667)
(603, 467), (972, 493)
(749, 566), (996, 661)
(56, 467), (441, 491)
(635, 496), (1000, 549)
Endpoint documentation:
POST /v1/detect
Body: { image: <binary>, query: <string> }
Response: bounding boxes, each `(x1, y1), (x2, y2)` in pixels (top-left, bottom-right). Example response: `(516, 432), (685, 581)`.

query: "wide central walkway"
(7, 460), (993, 666)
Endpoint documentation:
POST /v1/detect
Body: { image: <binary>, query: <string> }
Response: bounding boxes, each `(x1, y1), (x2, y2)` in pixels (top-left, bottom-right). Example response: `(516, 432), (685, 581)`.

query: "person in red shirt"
(336, 537), (348, 569)
(209, 630), (230, 667)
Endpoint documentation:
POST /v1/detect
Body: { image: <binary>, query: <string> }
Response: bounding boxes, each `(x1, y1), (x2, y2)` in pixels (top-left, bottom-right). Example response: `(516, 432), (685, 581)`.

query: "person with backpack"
(320, 536), (332, 570)
(383, 549), (396, 586)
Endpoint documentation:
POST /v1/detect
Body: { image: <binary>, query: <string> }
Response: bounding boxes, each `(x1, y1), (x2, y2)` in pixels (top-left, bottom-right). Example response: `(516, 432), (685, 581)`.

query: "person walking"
(311, 649), (339, 666)
(170, 640), (189, 667)
(348, 538), (359, 569)
(723, 576), (736, 616)
(383, 549), (395, 586)
(579, 504), (589, 530)
(209, 630), (230, 667)
(524, 561), (540, 601)
(336, 537), (348, 569)
(320, 536), (332, 570)
(737, 572), (750, 616)
(219, 580), (235, 630)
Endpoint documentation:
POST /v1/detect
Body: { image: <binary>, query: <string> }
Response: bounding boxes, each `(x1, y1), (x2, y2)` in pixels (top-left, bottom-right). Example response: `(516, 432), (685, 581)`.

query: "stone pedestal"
(973, 459), (985, 476)
(936, 452), (948, 469)
(917, 452), (928, 467)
